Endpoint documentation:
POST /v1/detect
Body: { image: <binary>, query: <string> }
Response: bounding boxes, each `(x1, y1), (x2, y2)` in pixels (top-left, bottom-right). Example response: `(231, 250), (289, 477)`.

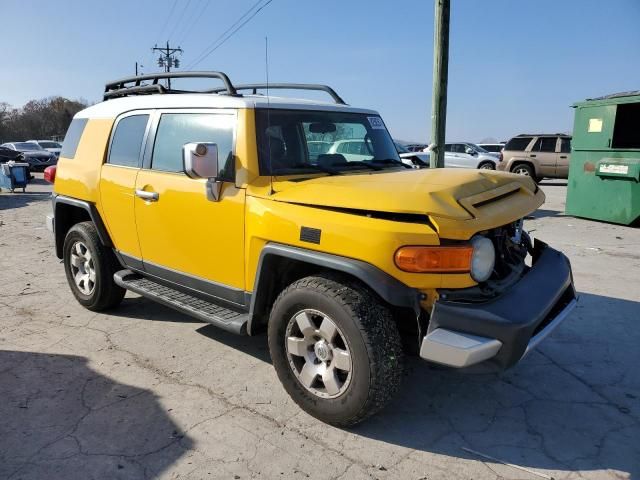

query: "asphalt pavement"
(0, 175), (638, 480)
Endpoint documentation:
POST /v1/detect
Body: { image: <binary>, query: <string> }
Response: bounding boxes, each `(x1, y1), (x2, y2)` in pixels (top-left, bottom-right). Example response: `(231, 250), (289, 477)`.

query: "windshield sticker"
(368, 116), (385, 130)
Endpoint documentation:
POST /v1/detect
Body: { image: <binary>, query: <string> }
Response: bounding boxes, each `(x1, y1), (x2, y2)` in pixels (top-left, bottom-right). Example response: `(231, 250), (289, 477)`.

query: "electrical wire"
(185, 0), (274, 70)
(166, 0), (193, 43)
(175, 0), (211, 46)
(156, 0), (179, 45)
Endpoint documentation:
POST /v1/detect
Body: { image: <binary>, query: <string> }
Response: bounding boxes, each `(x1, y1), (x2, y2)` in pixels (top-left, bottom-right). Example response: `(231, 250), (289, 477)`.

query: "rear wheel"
(512, 163), (539, 182)
(63, 221), (125, 311)
(268, 275), (403, 427)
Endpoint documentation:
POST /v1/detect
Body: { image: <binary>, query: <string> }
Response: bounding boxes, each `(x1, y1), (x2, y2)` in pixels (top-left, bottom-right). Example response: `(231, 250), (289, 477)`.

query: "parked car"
(477, 143), (505, 154)
(498, 134), (571, 181)
(444, 142), (498, 169)
(1, 142), (57, 171)
(28, 140), (63, 157)
(395, 141), (430, 168)
(0, 145), (24, 163)
(46, 71), (576, 427)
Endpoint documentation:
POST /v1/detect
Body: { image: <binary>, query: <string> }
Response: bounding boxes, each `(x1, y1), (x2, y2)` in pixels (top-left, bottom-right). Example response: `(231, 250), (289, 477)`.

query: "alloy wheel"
(285, 309), (353, 398)
(69, 241), (96, 295)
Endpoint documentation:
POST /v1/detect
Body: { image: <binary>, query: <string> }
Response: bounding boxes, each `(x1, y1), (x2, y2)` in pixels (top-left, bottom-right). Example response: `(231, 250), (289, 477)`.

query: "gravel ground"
(0, 175), (638, 480)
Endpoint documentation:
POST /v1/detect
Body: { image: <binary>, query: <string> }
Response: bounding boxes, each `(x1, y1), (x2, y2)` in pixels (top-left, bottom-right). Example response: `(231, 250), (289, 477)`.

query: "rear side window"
(561, 138), (571, 153)
(151, 113), (235, 179)
(505, 137), (532, 151)
(60, 118), (88, 159)
(532, 137), (557, 152)
(108, 115), (149, 167)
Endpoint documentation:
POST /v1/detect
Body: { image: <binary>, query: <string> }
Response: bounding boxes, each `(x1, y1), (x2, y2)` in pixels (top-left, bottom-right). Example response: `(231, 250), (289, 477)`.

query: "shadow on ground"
(350, 292), (640, 478)
(526, 208), (570, 219)
(0, 350), (192, 479)
(0, 190), (51, 210)
(90, 290), (640, 477)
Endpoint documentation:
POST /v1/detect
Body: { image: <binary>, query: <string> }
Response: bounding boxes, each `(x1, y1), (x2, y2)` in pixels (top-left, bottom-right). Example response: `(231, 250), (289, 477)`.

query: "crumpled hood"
(270, 168), (544, 238)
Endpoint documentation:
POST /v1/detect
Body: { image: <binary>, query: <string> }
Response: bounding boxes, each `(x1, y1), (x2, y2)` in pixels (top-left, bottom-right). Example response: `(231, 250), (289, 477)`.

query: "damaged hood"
(270, 168), (545, 238)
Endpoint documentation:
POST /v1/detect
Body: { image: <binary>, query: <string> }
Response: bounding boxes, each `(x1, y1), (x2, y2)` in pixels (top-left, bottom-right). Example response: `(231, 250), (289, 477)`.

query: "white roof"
(75, 93), (378, 119)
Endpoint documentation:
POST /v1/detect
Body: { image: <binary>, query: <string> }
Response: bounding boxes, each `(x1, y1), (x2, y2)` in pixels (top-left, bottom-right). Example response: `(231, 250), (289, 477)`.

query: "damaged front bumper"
(419, 240), (577, 370)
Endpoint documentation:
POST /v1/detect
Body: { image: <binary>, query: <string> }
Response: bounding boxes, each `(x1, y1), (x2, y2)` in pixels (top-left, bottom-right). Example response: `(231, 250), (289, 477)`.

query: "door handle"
(529, 154), (537, 158)
(135, 189), (159, 202)
(559, 155), (567, 159)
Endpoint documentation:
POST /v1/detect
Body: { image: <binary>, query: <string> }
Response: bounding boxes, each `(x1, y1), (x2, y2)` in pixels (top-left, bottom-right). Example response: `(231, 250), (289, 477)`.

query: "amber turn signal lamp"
(394, 245), (473, 273)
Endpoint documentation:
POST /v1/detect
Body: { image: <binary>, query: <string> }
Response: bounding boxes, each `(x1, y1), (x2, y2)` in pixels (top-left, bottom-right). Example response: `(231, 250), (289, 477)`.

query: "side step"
(114, 270), (248, 335)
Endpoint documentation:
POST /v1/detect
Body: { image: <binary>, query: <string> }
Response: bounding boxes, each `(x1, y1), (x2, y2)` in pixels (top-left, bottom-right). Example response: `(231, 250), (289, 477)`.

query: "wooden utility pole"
(430, 0), (450, 168)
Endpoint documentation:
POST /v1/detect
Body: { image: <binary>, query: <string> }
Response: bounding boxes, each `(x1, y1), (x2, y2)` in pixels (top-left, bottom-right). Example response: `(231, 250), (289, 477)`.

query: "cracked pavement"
(0, 176), (638, 479)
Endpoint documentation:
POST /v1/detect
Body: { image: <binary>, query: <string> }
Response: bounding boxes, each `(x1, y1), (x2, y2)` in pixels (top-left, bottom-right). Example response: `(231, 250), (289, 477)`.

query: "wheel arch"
(53, 195), (113, 259)
(247, 243), (421, 335)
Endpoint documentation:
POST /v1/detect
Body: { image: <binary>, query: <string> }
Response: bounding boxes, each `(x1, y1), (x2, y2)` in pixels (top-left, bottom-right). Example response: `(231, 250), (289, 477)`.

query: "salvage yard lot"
(1, 176), (638, 480)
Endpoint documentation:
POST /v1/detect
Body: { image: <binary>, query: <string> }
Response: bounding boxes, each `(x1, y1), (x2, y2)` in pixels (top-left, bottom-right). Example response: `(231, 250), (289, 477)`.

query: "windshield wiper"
(284, 163), (340, 175)
(329, 161), (383, 171)
(371, 158), (413, 169)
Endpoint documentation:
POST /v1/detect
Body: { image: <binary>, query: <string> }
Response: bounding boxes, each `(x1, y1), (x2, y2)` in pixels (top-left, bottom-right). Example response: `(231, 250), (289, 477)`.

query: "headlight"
(470, 235), (495, 282)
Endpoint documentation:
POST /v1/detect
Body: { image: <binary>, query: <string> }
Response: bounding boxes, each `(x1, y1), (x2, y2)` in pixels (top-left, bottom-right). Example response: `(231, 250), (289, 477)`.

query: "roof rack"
(104, 71), (238, 100)
(209, 83), (347, 105)
(103, 72), (348, 105)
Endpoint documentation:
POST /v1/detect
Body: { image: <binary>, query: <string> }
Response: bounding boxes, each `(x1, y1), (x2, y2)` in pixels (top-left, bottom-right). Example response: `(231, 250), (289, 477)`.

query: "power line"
(166, 0), (193, 42)
(185, 0), (273, 70)
(156, 0), (179, 45)
(185, 0), (264, 69)
(175, 0), (211, 46)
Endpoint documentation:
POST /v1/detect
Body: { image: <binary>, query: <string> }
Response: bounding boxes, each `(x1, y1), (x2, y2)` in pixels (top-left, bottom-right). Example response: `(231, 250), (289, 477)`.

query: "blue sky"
(2, 0), (639, 142)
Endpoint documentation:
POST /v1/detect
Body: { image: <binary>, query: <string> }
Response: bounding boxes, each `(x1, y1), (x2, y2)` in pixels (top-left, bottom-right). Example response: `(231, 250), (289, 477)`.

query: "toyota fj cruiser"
(46, 72), (577, 426)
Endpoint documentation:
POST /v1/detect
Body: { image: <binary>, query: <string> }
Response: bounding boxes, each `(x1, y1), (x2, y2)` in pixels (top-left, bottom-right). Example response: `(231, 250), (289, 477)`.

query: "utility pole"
(430, 0), (450, 168)
(152, 41), (183, 88)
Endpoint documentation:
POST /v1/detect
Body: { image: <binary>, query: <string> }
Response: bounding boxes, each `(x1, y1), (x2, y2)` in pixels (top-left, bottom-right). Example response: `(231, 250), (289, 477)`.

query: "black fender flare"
(53, 195), (113, 258)
(247, 243), (421, 334)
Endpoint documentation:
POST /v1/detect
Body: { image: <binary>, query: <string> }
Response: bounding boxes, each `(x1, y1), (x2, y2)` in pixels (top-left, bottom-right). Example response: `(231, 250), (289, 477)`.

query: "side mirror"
(182, 142), (222, 201)
(465, 147), (476, 155)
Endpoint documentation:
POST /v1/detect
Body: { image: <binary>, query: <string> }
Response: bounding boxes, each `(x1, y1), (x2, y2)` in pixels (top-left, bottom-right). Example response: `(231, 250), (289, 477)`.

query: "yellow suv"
(46, 72), (577, 426)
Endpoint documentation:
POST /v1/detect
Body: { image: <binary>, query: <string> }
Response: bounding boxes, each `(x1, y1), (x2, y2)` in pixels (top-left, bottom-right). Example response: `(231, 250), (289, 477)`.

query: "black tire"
(268, 274), (403, 427)
(63, 221), (125, 311)
(478, 161), (495, 170)
(511, 163), (539, 182)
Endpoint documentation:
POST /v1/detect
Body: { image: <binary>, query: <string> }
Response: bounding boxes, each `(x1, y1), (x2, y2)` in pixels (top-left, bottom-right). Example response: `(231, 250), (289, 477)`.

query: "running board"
(114, 270), (248, 335)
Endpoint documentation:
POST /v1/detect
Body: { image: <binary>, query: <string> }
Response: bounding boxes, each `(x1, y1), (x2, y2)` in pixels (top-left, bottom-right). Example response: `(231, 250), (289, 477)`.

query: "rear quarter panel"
(53, 118), (114, 202)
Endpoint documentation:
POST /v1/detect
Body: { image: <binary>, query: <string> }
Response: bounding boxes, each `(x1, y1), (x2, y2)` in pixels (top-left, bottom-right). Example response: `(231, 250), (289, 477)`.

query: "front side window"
(256, 109), (402, 175)
(151, 113), (235, 179)
(108, 115), (149, 167)
(452, 144), (466, 153)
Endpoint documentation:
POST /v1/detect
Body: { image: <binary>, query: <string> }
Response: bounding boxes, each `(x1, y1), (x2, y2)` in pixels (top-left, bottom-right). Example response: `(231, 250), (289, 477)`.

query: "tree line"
(0, 97), (88, 143)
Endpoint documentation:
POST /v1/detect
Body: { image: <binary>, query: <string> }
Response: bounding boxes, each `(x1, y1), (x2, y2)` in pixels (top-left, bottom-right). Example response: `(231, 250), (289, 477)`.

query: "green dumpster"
(566, 91), (640, 225)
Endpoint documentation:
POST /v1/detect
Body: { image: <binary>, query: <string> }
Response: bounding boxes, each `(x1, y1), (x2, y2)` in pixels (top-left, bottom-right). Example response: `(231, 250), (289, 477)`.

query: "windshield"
(394, 142), (410, 154)
(39, 141), (61, 149)
(471, 143), (489, 153)
(15, 142), (43, 151)
(256, 109), (402, 175)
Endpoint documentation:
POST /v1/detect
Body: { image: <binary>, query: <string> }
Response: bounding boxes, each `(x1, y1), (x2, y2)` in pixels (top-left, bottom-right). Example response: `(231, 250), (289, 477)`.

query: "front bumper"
(420, 240), (577, 370)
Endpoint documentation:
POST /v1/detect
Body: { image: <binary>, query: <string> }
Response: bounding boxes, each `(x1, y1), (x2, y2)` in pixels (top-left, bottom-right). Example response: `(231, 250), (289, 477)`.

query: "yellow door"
(134, 111), (245, 300)
(98, 113), (151, 259)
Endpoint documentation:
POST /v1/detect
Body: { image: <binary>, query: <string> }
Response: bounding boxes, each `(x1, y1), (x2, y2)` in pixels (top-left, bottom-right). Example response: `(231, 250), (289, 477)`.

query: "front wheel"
(268, 275), (403, 427)
(512, 163), (539, 182)
(63, 221), (125, 311)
